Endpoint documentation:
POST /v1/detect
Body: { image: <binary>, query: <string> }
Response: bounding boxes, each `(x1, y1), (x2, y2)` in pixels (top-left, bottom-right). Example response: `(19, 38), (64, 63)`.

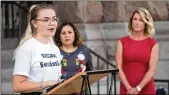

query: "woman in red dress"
(116, 7), (159, 94)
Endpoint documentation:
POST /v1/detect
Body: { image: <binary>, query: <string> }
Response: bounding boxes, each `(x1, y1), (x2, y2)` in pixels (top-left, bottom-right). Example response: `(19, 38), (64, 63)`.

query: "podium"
(44, 69), (119, 95)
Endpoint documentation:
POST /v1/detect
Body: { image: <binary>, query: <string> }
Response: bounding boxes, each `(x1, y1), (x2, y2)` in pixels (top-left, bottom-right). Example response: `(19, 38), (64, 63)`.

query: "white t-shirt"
(13, 37), (62, 83)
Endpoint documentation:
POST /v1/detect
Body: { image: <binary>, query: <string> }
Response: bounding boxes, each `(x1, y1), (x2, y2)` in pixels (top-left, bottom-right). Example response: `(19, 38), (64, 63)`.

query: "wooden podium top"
(44, 69), (119, 94)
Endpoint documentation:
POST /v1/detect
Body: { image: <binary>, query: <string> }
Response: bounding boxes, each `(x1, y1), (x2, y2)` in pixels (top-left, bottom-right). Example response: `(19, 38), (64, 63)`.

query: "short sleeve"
(83, 47), (93, 71)
(13, 49), (31, 77)
(150, 38), (157, 48)
(119, 36), (127, 46)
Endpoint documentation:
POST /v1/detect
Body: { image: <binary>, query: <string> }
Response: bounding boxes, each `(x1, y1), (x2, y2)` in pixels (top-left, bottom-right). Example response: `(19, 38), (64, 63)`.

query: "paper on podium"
(44, 69), (118, 94)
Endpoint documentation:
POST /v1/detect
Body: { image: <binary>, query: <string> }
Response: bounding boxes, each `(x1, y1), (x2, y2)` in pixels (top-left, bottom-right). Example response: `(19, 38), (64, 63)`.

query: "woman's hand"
(46, 80), (58, 87)
(128, 87), (139, 94)
(43, 80), (58, 87)
(45, 79), (64, 87)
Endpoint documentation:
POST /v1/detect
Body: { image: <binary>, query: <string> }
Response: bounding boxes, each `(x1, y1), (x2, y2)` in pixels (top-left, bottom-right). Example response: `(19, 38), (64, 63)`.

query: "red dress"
(120, 36), (157, 94)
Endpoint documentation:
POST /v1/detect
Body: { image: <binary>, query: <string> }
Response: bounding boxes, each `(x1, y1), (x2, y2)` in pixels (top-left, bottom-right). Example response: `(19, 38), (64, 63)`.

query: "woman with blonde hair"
(12, 3), (62, 95)
(116, 7), (159, 94)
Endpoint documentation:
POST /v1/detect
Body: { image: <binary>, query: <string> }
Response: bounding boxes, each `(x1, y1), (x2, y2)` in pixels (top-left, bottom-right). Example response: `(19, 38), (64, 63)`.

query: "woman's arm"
(116, 40), (132, 91)
(12, 75), (57, 93)
(137, 43), (159, 90)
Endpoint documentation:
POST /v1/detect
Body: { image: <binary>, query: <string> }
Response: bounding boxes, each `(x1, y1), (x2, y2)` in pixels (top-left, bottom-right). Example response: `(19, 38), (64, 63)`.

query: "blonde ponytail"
(13, 5), (37, 60)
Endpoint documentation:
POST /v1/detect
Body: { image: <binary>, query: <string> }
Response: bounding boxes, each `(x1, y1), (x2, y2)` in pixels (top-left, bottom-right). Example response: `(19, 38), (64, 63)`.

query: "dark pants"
(20, 92), (42, 95)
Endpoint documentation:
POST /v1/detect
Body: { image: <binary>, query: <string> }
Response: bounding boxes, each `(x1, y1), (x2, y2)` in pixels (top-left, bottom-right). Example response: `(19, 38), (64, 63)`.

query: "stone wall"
(53, 1), (169, 23)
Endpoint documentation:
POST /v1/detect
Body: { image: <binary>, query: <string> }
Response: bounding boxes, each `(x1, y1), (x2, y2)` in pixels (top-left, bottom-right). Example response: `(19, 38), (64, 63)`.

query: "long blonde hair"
(13, 3), (56, 59)
(128, 7), (155, 36)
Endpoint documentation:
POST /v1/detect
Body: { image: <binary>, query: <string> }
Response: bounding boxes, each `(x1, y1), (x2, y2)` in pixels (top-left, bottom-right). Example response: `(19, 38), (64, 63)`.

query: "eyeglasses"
(35, 17), (59, 23)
